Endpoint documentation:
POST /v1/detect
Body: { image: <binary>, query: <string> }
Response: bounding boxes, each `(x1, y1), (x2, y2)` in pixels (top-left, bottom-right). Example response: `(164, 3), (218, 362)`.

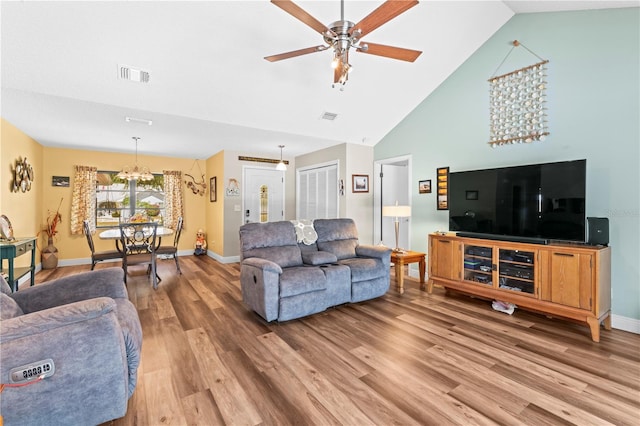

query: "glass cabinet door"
(463, 245), (493, 286)
(498, 249), (535, 295)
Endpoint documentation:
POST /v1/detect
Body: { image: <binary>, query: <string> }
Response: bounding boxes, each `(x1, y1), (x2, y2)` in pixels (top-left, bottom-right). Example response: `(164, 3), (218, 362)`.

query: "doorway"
(373, 155), (411, 249)
(243, 166), (285, 224)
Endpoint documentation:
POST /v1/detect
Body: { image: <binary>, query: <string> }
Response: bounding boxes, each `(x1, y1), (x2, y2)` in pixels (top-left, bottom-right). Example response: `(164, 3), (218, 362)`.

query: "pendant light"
(276, 145), (287, 171)
(116, 137), (154, 181)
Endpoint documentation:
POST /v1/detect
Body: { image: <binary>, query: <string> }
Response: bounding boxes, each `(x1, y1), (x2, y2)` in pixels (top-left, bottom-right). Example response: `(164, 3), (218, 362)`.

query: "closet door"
(297, 163), (338, 220)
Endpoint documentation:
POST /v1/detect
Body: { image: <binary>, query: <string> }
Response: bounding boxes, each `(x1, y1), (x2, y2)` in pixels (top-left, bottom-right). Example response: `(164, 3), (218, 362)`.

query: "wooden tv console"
(427, 233), (611, 342)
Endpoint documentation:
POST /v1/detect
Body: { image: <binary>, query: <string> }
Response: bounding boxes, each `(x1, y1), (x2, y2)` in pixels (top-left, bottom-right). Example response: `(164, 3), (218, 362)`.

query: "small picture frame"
(210, 177), (217, 202)
(466, 190), (479, 200)
(352, 174), (369, 193)
(419, 179), (432, 194)
(52, 176), (70, 187)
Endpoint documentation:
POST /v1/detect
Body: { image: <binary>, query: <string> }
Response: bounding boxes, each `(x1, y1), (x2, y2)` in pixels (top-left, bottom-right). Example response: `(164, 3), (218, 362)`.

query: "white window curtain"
(163, 170), (184, 230)
(297, 163), (338, 220)
(70, 165), (97, 234)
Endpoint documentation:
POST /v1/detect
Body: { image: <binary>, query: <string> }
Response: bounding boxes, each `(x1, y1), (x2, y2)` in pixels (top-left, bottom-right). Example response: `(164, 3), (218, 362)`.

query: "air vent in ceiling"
(321, 111), (338, 121)
(118, 65), (150, 83)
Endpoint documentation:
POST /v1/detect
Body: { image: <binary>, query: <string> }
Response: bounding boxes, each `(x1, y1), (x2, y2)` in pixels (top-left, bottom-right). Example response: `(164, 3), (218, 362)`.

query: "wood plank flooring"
(34, 256), (640, 425)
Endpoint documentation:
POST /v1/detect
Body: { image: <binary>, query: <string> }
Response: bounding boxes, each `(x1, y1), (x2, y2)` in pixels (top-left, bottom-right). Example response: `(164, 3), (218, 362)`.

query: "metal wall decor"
(488, 40), (549, 147)
(185, 159), (206, 196)
(11, 157), (34, 192)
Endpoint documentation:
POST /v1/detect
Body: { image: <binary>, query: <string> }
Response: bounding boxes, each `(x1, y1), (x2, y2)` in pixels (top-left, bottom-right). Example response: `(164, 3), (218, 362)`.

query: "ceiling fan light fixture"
(266, 0), (422, 87)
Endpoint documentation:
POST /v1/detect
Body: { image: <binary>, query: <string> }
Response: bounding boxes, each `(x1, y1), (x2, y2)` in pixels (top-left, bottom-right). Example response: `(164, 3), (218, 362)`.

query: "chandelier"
(116, 137), (154, 181)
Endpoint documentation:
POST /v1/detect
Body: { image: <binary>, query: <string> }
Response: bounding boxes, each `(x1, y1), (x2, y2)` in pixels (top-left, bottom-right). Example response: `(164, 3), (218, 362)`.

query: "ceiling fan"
(265, 0), (422, 88)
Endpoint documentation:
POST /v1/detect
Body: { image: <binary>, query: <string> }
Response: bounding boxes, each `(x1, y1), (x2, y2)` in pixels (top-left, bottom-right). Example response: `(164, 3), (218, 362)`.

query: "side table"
(0, 237), (37, 292)
(390, 250), (426, 295)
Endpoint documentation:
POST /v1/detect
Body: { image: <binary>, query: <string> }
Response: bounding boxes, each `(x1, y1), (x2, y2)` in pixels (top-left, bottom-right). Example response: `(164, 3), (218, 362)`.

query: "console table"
(0, 237), (37, 292)
(390, 250), (426, 295)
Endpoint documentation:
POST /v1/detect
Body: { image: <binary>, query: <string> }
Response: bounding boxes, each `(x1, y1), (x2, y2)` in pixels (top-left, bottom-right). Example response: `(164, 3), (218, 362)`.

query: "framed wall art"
(419, 179), (432, 194)
(436, 167), (449, 210)
(352, 174), (369, 193)
(210, 177), (217, 202)
(52, 176), (70, 187)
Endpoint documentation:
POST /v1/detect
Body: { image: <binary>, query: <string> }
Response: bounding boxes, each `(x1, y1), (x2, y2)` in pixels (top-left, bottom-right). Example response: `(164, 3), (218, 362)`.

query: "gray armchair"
(0, 268), (142, 425)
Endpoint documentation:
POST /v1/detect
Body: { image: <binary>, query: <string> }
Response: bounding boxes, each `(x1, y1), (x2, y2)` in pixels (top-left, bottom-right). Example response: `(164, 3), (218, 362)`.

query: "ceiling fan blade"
(357, 42), (422, 62)
(271, 0), (336, 36)
(349, 0), (419, 39)
(264, 45), (328, 62)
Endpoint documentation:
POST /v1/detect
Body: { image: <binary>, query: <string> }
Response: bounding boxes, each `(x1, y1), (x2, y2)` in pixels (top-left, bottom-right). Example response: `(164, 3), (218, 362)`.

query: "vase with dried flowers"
(41, 198), (63, 270)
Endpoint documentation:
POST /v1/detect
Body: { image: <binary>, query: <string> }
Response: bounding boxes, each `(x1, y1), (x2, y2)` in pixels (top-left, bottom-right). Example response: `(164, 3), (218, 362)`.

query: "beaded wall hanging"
(488, 40), (549, 147)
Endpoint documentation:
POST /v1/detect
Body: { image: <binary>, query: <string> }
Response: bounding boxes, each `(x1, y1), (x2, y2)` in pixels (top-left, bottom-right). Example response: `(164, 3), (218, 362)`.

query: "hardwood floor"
(35, 256), (640, 425)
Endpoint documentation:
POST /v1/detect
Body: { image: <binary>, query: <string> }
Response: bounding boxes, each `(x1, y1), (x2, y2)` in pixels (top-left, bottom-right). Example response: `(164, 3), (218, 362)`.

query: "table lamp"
(382, 202), (411, 253)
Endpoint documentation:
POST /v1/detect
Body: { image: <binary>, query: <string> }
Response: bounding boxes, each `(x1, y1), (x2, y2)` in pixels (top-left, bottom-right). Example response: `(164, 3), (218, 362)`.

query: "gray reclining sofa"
(239, 218), (391, 322)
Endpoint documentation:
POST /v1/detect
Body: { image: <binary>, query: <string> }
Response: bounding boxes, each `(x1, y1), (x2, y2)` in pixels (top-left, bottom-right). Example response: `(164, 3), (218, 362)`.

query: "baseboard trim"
(611, 314), (640, 334)
(206, 250), (240, 264)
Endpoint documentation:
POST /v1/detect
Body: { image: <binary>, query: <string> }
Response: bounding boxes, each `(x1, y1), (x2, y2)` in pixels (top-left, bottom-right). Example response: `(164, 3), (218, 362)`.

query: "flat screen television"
(449, 159), (586, 244)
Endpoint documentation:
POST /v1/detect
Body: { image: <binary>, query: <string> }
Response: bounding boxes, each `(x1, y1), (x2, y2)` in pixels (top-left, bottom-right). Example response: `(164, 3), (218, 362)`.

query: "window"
(96, 172), (165, 227)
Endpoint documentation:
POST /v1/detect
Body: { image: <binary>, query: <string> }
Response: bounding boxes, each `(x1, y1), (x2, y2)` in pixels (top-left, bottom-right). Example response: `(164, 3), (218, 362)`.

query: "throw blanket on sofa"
(290, 219), (318, 245)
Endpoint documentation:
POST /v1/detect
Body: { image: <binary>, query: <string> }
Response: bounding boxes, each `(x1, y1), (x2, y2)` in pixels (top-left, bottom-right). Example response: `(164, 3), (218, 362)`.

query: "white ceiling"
(2, 0), (636, 160)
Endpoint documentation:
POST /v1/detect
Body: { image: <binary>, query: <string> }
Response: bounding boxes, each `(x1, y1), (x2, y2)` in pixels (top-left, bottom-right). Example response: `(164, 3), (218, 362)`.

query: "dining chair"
(156, 216), (183, 274)
(83, 220), (124, 270)
(118, 222), (159, 289)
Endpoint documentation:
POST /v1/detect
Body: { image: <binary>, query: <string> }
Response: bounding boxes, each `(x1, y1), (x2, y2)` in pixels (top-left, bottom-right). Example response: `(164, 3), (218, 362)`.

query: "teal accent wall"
(374, 8), (640, 321)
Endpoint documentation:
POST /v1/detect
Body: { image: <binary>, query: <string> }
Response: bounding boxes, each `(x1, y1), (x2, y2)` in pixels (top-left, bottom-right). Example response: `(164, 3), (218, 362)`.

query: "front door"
(243, 167), (285, 224)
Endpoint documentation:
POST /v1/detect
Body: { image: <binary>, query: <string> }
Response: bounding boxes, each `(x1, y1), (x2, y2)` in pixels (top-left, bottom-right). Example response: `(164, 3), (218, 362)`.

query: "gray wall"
(374, 8), (640, 322)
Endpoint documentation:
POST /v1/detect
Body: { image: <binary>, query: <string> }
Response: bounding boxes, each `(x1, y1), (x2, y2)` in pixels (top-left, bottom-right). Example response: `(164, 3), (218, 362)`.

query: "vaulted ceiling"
(2, 1), (634, 160)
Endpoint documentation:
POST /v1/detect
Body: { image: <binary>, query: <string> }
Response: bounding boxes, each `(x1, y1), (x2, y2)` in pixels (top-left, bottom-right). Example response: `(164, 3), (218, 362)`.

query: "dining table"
(99, 226), (173, 252)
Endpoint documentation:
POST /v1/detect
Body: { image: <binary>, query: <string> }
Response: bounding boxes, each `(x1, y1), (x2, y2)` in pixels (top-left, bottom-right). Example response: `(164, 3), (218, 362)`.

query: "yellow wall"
(1, 119), (44, 268)
(41, 146), (208, 262)
(205, 151), (224, 256)
(2, 117), (210, 270)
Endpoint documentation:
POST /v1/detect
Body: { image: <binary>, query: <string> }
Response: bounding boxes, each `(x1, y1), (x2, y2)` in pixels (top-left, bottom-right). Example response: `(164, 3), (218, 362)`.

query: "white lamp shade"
(382, 205), (411, 217)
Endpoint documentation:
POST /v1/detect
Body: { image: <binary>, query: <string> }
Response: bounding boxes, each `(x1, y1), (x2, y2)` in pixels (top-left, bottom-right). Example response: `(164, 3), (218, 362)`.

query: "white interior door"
(374, 157), (411, 249)
(243, 167), (284, 224)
